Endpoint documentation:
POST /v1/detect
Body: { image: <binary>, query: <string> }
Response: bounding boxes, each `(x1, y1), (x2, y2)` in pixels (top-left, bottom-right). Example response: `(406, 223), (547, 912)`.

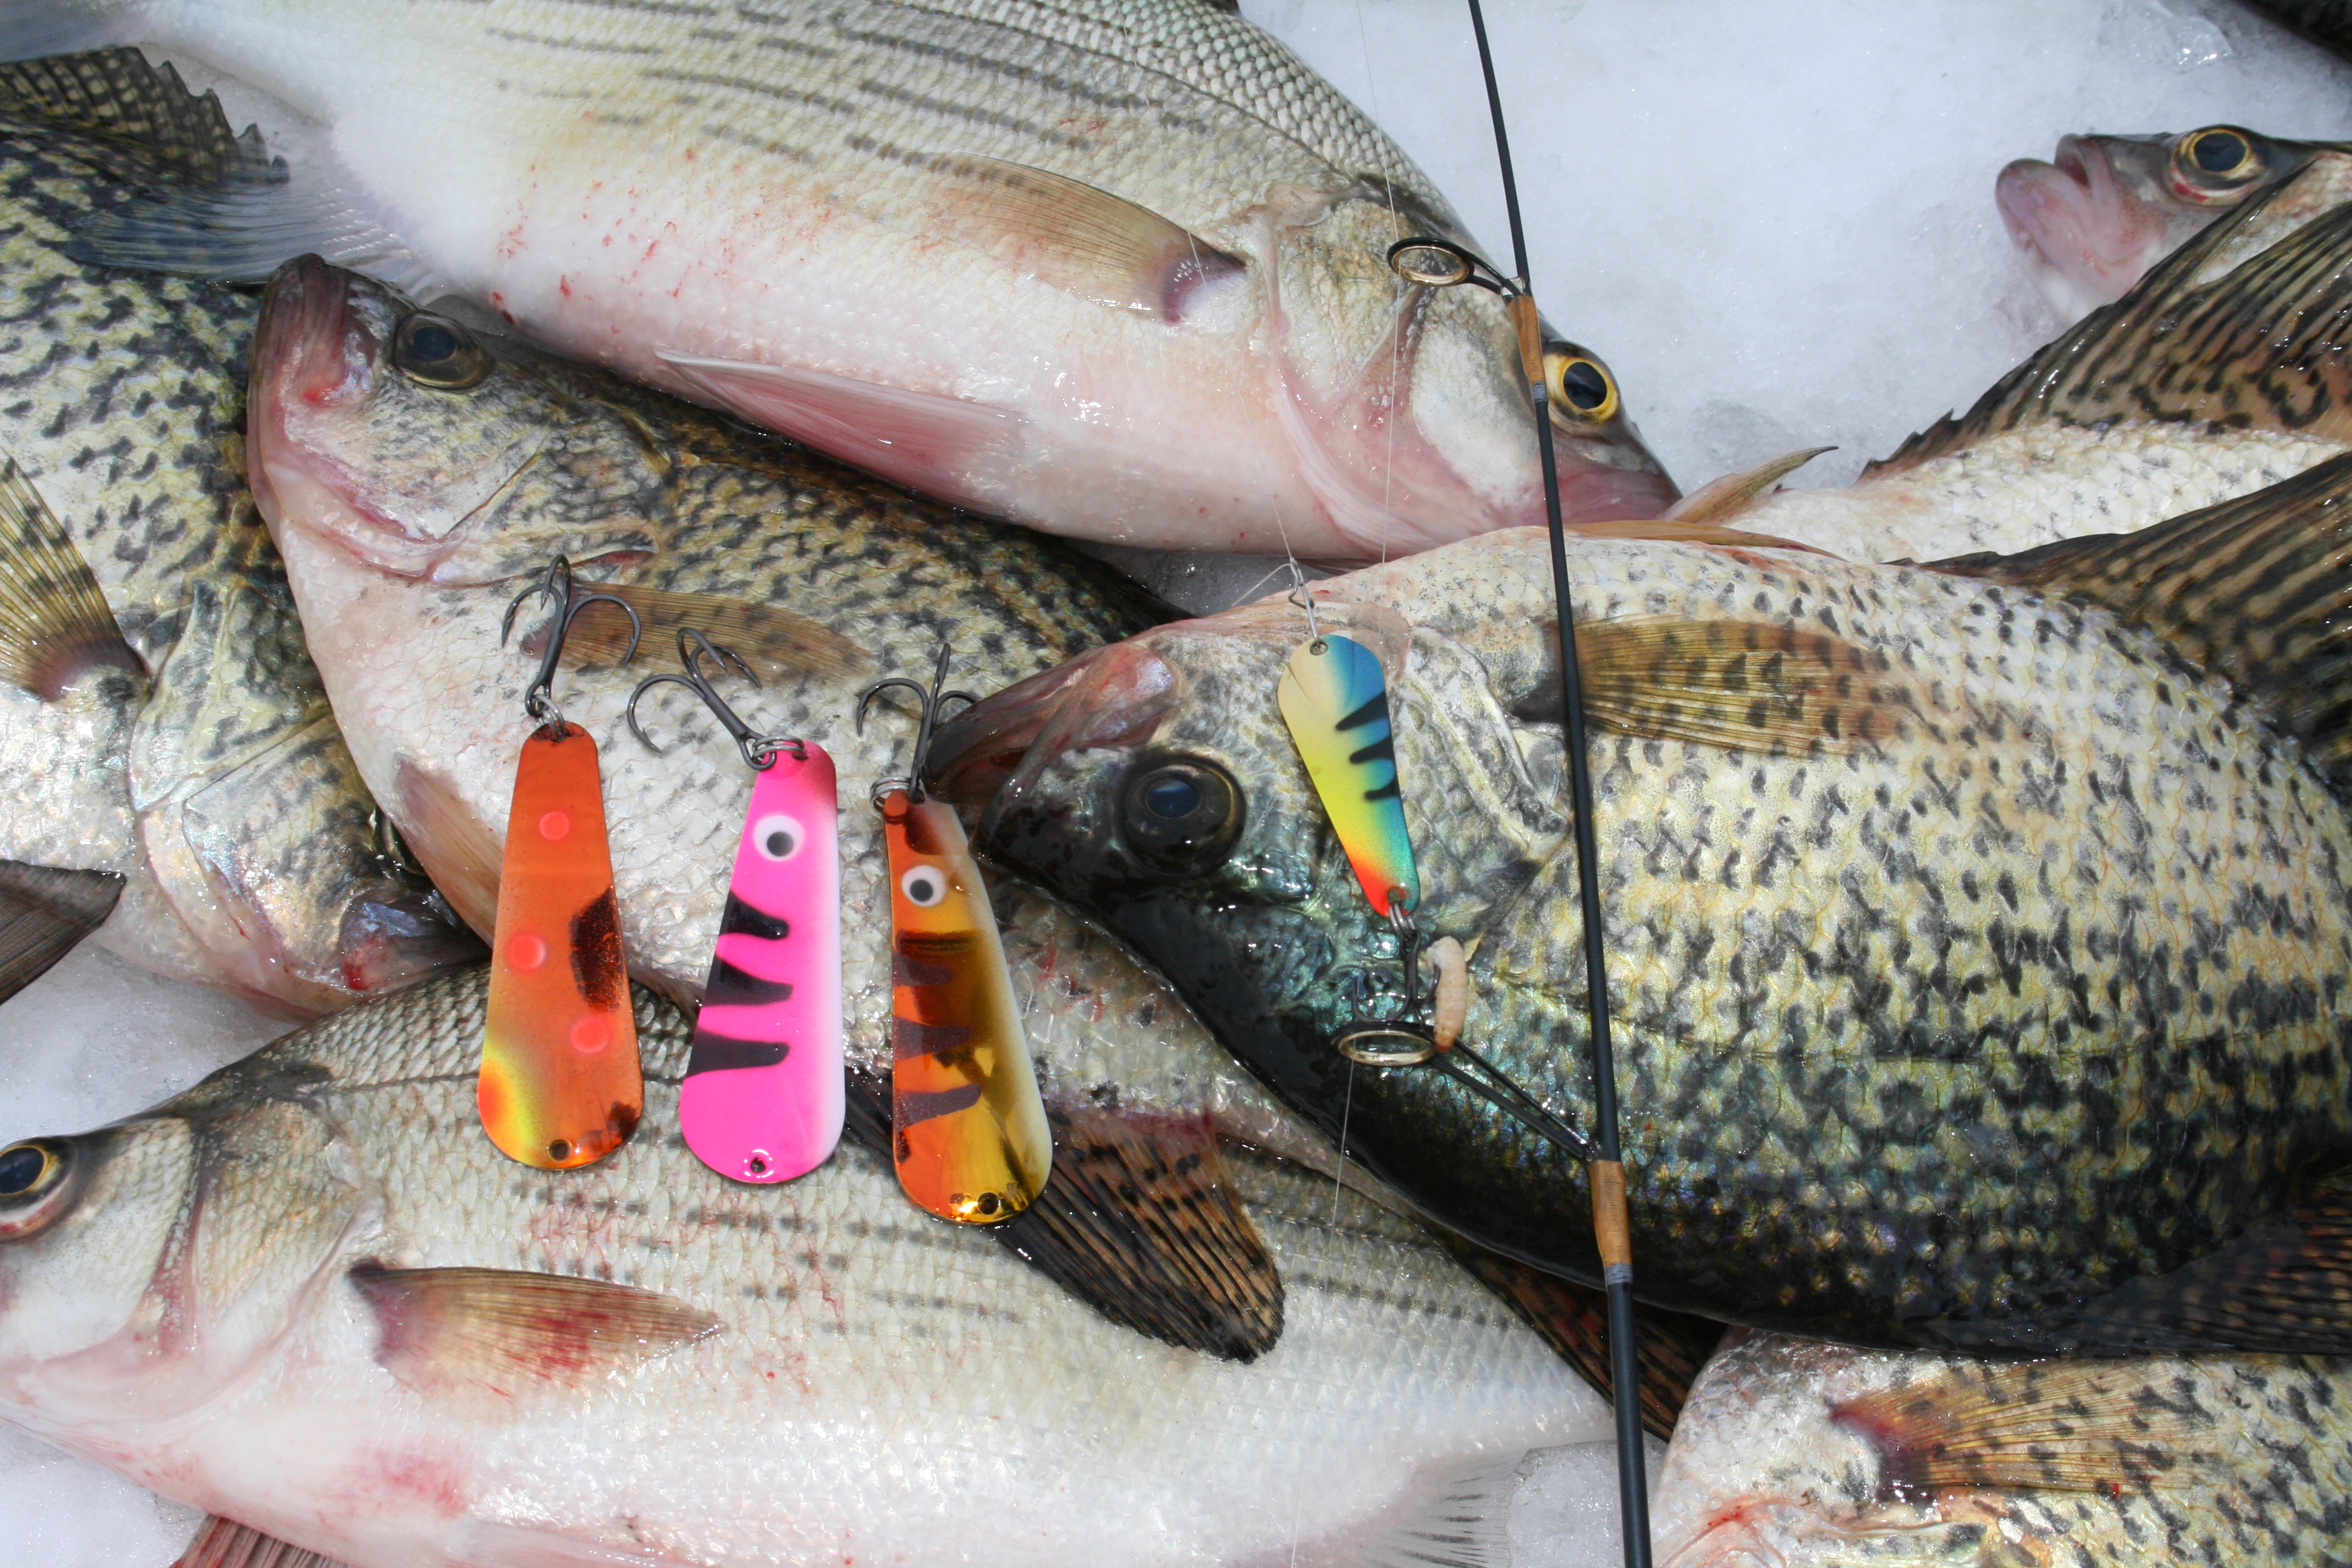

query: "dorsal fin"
(1869, 180), (2352, 473)
(1933, 450), (2352, 795)
(0, 47), (267, 186)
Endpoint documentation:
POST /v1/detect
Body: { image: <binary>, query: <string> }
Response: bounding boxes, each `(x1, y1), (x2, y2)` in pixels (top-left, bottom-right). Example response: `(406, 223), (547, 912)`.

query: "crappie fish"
(0, 56), (477, 1014)
(934, 455), (2352, 1354)
(0, 965), (1608, 1568)
(1653, 1328), (2352, 1566)
(1995, 125), (2352, 321)
(1683, 176), (2352, 562)
(11, 0), (1674, 558)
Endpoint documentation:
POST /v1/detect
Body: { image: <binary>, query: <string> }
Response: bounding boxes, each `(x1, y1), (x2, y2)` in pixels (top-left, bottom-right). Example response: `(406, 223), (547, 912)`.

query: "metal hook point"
(856, 644), (973, 803)
(626, 628), (789, 770)
(501, 557), (643, 730)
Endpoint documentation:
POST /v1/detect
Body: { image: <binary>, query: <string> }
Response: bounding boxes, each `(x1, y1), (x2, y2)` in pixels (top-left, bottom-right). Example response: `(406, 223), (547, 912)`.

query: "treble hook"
(498, 557), (643, 731)
(1385, 235), (1520, 297)
(624, 629), (805, 771)
(855, 644), (977, 806)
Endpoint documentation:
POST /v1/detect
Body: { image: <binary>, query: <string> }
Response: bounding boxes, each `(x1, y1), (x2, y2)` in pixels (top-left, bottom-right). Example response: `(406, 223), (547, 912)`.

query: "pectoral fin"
(0, 859), (123, 1004)
(843, 1070), (1284, 1359)
(174, 1515), (350, 1568)
(348, 1263), (718, 1398)
(1831, 1357), (2215, 1497)
(0, 460), (141, 699)
(1515, 618), (1918, 755)
(535, 581), (871, 686)
(912, 153), (1244, 321)
(657, 353), (1024, 515)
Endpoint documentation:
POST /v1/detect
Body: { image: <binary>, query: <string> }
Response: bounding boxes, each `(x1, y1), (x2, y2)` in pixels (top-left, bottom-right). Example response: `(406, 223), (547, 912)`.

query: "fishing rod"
(1388, 7), (1651, 1561)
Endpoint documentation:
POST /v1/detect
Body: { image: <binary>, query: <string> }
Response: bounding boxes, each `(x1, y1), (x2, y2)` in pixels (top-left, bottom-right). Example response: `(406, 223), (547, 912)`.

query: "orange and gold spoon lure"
(478, 558), (645, 1171)
(857, 648), (1051, 1223)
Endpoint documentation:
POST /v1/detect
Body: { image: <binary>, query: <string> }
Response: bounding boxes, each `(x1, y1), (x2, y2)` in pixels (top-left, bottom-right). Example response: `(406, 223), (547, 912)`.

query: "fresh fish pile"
(0, 65), (477, 1015)
(1653, 1328), (2352, 1566)
(1996, 123), (2352, 321)
(0, 966), (1606, 1566)
(7, 0), (1673, 558)
(935, 454), (2352, 1354)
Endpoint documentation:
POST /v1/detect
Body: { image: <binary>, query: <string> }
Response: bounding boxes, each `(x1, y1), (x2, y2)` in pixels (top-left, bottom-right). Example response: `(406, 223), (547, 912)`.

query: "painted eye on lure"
(392, 312), (492, 390)
(0, 1138), (75, 1239)
(900, 864), (950, 906)
(1117, 757), (1244, 878)
(753, 813), (805, 861)
(2173, 126), (2263, 193)
(1544, 344), (1619, 425)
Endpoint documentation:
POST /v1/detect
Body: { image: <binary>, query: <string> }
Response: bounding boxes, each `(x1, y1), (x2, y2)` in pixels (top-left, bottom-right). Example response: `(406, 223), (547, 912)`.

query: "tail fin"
(1936, 450), (2352, 795)
(0, 3), (140, 63)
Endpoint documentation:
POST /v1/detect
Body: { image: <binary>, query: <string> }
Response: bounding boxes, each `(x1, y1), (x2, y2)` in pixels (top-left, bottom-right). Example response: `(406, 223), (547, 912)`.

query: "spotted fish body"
(945, 494), (2352, 1353)
(0, 90), (476, 1013)
(479, 722), (641, 1170)
(1278, 632), (1417, 918)
(1655, 1329), (2352, 1567)
(681, 743), (841, 1184)
(881, 789), (1050, 1223)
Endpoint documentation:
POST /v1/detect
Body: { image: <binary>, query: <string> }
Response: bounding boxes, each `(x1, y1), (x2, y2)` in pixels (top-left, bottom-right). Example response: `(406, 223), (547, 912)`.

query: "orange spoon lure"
(479, 560), (645, 1170)
(863, 650), (1051, 1223)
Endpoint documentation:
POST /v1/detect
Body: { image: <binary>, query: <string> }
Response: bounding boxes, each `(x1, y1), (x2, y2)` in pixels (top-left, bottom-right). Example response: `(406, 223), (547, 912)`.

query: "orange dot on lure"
(477, 558), (645, 1171)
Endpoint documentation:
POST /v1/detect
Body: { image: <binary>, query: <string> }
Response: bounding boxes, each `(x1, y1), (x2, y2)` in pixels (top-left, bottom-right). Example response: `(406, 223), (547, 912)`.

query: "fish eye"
(752, 813), (804, 861)
(1117, 757), (1244, 879)
(1544, 344), (1619, 425)
(900, 864), (949, 907)
(2172, 126), (2263, 192)
(0, 1138), (75, 1240)
(391, 312), (492, 390)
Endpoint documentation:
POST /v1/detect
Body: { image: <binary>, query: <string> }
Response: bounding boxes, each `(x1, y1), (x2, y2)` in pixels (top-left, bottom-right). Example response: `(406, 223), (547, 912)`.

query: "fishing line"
(1445, 3), (1652, 1560)
(1348, 0), (1406, 556)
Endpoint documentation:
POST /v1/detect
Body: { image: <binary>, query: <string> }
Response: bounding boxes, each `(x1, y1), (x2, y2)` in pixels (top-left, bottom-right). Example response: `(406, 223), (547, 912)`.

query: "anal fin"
(2063, 1191), (2352, 1353)
(1434, 1228), (1721, 1442)
(174, 1516), (351, 1568)
(348, 1262), (718, 1398)
(0, 459), (141, 699)
(843, 1068), (1283, 1359)
(0, 858), (123, 1004)
(656, 353), (1025, 517)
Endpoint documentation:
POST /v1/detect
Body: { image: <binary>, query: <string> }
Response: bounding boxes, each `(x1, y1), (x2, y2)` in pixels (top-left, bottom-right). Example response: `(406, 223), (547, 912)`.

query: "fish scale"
(0, 99), (476, 1011)
(950, 508), (2352, 1351)
(0, 967), (1603, 1567)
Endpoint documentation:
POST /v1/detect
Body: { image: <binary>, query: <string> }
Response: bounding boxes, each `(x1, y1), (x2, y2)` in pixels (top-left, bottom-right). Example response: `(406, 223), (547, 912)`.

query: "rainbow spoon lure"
(858, 647), (1052, 1224)
(479, 558), (645, 1171)
(627, 631), (843, 1184)
(1276, 602), (1589, 1152)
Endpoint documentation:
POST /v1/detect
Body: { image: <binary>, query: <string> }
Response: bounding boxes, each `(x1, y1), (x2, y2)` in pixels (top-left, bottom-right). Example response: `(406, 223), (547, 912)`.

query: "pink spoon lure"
(629, 633), (843, 1183)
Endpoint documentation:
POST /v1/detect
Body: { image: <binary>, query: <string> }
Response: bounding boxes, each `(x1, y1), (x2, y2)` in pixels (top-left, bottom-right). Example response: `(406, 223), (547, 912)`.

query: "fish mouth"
(1994, 137), (2161, 318)
(926, 640), (1178, 813)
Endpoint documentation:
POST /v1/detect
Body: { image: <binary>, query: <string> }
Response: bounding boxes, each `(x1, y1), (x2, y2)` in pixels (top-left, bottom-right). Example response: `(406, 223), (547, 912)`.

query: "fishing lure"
(859, 648), (1051, 1224)
(477, 558), (644, 1171)
(628, 630), (842, 1184)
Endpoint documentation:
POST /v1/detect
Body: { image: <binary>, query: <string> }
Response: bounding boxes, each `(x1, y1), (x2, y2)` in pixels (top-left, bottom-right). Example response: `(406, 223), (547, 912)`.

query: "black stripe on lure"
(1275, 596), (1589, 1156)
(627, 630), (843, 1184)
(857, 647), (1053, 1224)
(479, 557), (644, 1171)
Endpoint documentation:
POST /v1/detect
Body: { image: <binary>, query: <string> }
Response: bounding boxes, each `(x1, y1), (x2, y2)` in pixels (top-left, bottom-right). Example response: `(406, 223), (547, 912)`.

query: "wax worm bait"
(628, 631), (842, 1183)
(478, 558), (644, 1171)
(860, 649), (1051, 1223)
